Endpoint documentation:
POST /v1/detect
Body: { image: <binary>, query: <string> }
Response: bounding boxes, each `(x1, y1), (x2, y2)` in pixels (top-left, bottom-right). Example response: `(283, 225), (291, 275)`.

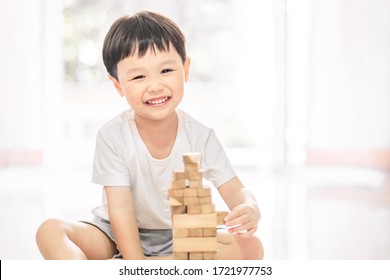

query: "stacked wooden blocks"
(168, 152), (228, 260)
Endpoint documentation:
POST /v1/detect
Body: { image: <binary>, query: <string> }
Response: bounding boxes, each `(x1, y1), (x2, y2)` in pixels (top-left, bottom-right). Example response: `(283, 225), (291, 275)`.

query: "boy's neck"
(134, 111), (179, 159)
(134, 111), (178, 135)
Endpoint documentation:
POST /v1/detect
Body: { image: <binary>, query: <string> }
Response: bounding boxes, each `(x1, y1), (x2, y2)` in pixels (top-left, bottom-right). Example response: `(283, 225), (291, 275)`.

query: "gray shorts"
(82, 216), (172, 258)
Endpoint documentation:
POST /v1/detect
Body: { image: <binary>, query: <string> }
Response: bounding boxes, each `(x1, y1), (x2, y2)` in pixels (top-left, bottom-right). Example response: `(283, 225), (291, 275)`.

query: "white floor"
(0, 162), (389, 260)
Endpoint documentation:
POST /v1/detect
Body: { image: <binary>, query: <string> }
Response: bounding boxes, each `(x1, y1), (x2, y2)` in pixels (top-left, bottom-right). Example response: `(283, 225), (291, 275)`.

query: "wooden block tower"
(168, 152), (228, 260)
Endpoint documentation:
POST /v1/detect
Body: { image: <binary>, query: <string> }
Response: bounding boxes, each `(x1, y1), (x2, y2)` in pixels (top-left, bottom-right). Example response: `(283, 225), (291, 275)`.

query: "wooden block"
(200, 204), (215, 213)
(171, 205), (187, 215)
(189, 180), (202, 188)
(172, 171), (188, 180)
(197, 187), (211, 197)
(198, 196), (212, 205)
(173, 237), (217, 252)
(185, 162), (200, 171)
(188, 170), (204, 180)
(173, 213), (217, 228)
(187, 204), (202, 214)
(183, 153), (201, 163)
(217, 211), (228, 225)
(172, 228), (188, 237)
(168, 189), (185, 197)
(203, 228), (217, 237)
(173, 252), (189, 260)
(183, 196), (199, 205)
(188, 204), (215, 214)
(203, 251), (217, 260)
(171, 179), (186, 189)
(168, 188), (198, 197)
(183, 188), (198, 197)
(169, 197), (184, 206)
(188, 228), (203, 237)
(189, 252), (204, 260)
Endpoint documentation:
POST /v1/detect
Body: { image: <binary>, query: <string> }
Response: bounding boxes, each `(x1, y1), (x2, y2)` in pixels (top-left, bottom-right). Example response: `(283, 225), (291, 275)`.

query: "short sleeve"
(202, 130), (236, 188)
(92, 130), (131, 186)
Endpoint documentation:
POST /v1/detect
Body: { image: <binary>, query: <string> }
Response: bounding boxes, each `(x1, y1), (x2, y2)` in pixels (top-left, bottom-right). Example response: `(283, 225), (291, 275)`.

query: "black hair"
(102, 11), (186, 80)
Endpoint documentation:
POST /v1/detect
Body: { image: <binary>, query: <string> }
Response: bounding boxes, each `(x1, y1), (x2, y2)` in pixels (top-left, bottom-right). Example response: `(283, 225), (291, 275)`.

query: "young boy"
(36, 11), (263, 260)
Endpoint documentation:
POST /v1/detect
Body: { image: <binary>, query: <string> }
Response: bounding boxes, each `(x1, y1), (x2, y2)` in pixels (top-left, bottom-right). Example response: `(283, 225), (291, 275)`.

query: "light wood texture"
(217, 211), (228, 225)
(188, 228), (203, 237)
(173, 252), (189, 260)
(185, 162), (200, 171)
(173, 237), (217, 252)
(171, 179), (186, 189)
(197, 187), (211, 197)
(188, 170), (204, 180)
(173, 213), (217, 228)
(168, 153), (230, 260)
(171, 205), (187, 215)
(173, 171), (188, 180)
(172, 228), (188, 237)
(182, 153), (201, 163)
(169, 197), (183, 206)
(187, 204), (215, 214)
(189, 180), (202, 188)
(204, 251), (217, 260)
(189, 252), (204, 260)
(203, 228), (217, 237)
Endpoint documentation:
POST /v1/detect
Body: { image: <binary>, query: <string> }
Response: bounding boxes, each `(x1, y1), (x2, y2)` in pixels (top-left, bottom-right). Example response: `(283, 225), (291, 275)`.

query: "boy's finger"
(227, 220), (256, 234)
(224, 214), (246, 227)
(235, 227), (256, 237)
(228, 224), (246, 234)
(224, 206), (249, 222)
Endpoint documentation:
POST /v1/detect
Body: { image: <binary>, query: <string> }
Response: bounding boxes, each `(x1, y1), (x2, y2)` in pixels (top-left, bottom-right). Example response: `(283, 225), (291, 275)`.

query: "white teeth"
(147, 97), (169, 105)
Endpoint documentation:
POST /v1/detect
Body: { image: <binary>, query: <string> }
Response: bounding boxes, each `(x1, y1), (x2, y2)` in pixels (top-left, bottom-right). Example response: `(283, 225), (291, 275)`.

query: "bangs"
(121, 17), (173, 59)
(103, 11), (186, 79)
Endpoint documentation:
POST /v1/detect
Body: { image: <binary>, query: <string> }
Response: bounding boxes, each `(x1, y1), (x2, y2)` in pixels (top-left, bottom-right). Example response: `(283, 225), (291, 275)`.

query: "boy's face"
(109, 46), (190, 123)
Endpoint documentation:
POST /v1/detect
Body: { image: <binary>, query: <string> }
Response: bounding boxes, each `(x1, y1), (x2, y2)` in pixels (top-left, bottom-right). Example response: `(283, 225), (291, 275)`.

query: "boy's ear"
(184, 57), (191, 82)
(108, 74), (124, 97)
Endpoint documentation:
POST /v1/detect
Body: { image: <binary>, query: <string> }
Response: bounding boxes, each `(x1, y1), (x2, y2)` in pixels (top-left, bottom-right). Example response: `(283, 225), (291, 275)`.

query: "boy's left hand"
(224, 203), (259, 237)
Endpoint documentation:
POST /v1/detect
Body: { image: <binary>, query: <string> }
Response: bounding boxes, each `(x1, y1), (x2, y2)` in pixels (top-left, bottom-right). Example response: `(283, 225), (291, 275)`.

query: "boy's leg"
(216, 232), (264, 260)
(36, 218), (118, 260)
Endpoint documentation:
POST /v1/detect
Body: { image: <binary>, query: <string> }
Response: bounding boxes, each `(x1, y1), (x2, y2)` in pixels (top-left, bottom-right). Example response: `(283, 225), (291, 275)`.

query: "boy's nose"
(147, 79), (163, 93)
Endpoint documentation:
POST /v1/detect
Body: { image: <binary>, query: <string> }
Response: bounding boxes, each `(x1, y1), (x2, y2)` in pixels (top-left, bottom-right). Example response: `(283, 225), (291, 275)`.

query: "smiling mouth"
(145, 96), (171, 105)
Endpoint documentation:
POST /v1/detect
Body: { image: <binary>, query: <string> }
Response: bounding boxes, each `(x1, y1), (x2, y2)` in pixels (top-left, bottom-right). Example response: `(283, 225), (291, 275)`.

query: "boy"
(36, 11), (263, 260)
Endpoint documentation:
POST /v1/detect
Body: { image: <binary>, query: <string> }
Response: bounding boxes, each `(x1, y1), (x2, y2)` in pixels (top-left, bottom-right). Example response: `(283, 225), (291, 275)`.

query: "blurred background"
(0, 0), (389, 259)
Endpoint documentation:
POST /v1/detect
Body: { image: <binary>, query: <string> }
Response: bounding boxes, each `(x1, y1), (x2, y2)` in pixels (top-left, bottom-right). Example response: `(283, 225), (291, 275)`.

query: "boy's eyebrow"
(126, 58), (179, 75)
(126, 67), (144, 75)
(159, 58), (179, 65)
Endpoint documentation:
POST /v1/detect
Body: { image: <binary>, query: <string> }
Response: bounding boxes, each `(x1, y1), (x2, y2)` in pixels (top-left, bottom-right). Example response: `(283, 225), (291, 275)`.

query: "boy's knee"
(241, 235), (264, 260)
(217, 233), (264, 260)
(233, 235), (264, 260)
(36, 218), (64, 244)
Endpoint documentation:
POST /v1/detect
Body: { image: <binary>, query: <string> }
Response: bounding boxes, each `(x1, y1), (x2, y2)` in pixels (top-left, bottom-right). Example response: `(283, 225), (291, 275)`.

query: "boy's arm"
(217, 177), (261, 236)
(104, 186), (146, 260)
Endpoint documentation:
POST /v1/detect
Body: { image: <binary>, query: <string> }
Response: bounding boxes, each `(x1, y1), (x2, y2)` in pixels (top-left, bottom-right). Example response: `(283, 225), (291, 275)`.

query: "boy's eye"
(161, 69), (173, 74)
(132, 75), (145, 80)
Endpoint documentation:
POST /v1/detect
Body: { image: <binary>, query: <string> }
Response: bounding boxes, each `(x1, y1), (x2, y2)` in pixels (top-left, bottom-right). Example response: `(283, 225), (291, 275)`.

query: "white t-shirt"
(91, 109), (236, 229)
